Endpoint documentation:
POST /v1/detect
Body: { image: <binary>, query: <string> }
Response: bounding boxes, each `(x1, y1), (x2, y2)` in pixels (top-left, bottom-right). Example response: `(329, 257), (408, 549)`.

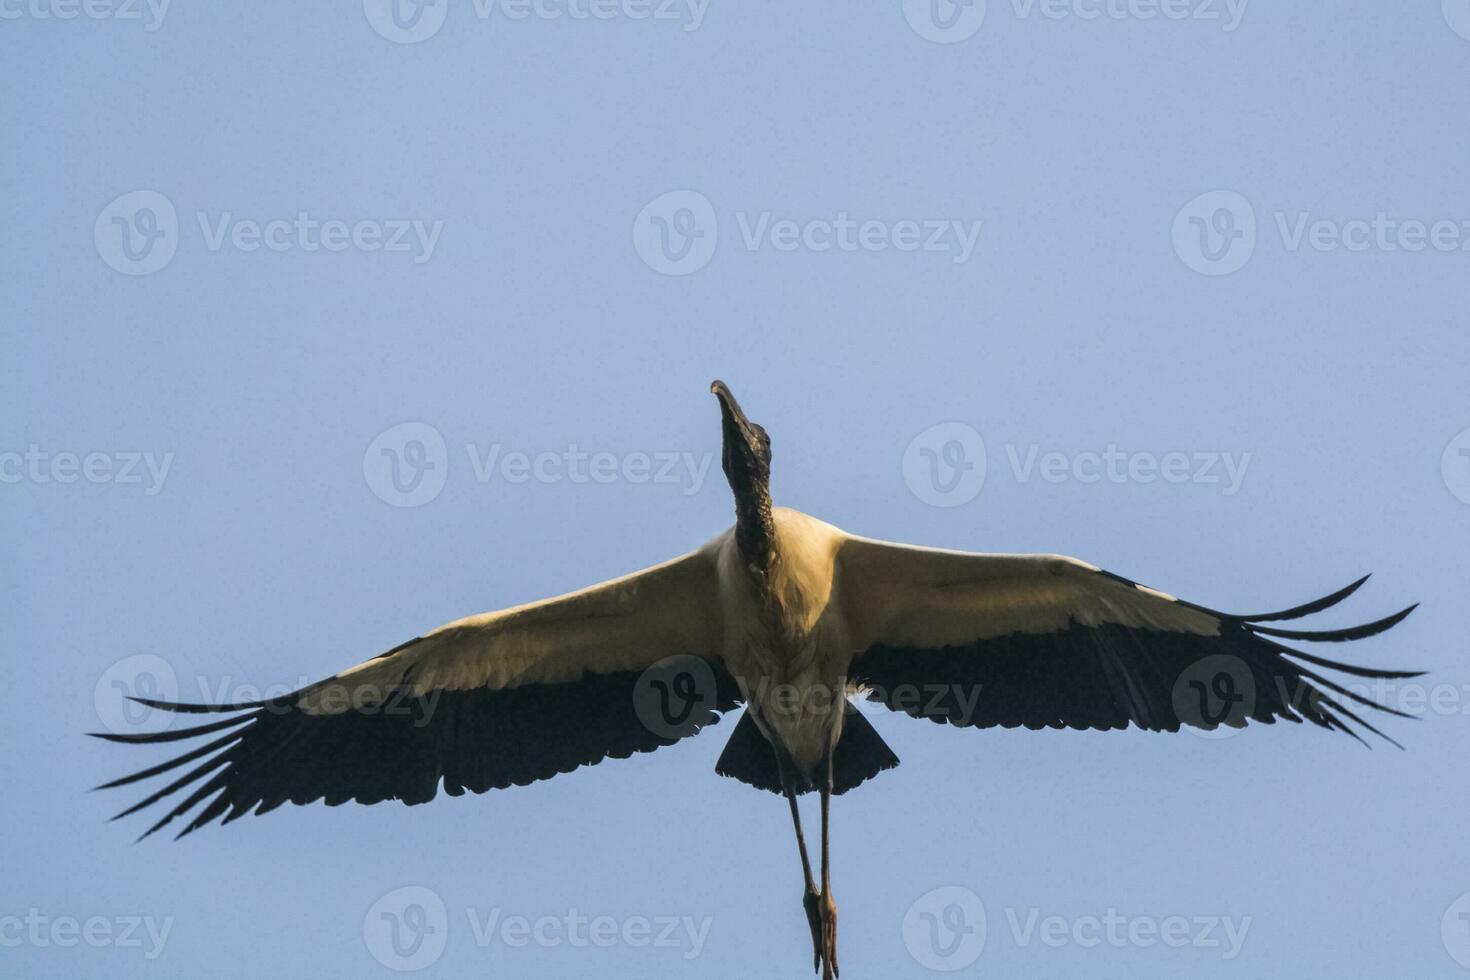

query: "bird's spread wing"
(93, 547), (740, 839)
(840, 535), (1419, 743)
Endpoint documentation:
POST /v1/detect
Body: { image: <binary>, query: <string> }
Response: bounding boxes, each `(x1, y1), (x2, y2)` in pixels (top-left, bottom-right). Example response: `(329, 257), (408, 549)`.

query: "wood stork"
(94, 380), (1419, 979)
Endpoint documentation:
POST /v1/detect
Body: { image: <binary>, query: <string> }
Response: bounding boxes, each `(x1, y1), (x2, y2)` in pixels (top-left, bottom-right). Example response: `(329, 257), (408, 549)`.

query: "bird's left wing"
(93, 545), (740, 839)
(839, 535), (1419, 743)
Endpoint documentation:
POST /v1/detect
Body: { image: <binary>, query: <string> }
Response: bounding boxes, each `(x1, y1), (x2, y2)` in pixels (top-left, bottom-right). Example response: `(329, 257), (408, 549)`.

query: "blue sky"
(4, 1), (1469, 976)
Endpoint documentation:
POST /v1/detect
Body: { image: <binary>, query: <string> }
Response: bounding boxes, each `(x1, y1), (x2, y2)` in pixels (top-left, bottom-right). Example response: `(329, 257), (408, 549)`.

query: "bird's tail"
(715, 706), (899, 796)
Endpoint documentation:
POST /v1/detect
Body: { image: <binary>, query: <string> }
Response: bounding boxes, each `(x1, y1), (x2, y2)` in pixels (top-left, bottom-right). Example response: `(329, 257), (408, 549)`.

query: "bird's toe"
(802, 888), (823, 973)
(820, 894), (839, 980)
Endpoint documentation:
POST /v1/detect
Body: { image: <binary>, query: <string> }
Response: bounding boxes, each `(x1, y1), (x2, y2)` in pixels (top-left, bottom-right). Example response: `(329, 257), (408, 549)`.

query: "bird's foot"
(819, 893), (839, 980)
(802, 887), (823, 974)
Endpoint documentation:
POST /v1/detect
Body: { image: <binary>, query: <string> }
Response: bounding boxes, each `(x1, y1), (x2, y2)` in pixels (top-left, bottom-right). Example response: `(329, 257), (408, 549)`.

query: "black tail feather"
(714, 710), (783, 793)
(714, 707), (899, 797)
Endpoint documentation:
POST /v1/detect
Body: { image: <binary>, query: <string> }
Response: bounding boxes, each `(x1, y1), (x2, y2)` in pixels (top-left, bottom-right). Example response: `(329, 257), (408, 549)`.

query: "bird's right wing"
(92, 543), (741, 839)
(838, 534), (1419, 742)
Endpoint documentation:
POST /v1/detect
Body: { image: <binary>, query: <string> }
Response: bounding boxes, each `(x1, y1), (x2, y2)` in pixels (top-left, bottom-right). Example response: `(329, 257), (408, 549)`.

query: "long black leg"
(775, 754), (823, 973)
(819, 749), (839, 979)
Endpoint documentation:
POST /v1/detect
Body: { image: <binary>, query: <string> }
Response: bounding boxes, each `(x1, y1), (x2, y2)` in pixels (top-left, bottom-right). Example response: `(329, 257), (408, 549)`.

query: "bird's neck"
(734, 481), (777, 575)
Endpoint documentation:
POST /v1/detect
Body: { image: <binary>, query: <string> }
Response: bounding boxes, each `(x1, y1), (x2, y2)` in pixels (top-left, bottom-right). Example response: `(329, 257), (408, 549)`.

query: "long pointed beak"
(710, 379), (746, 423)
(710, 379), (760, 454)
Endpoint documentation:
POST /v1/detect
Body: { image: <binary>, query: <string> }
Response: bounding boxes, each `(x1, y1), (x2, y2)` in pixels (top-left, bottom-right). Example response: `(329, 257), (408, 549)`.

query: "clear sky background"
(4, 1), (1469, 977)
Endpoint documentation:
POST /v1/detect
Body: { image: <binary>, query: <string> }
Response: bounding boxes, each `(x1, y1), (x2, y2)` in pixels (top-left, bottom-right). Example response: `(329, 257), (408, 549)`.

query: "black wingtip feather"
(1288, 667), (1416, 720)
(98, 665), (747, 839)
(851, 576), (1420, 749)
(1263, 638), (1424, 680)
(95, 731), (249, 793)
(128, 694), (268, 714)
(1239, 575), (1372, 623)
(87, 714), (255, 744)
(1320, 696), (1404, 750)
(1247, 603), (1418, 643)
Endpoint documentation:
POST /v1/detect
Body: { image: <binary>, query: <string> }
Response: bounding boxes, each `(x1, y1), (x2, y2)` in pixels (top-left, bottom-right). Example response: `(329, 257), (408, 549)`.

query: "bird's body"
(716, 507), (851, 781)
(95, 381), (1421, 980)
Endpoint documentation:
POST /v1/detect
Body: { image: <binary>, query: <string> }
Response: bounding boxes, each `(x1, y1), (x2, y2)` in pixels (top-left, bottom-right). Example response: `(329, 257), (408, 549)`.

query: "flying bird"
(95, 380), (1420, 978)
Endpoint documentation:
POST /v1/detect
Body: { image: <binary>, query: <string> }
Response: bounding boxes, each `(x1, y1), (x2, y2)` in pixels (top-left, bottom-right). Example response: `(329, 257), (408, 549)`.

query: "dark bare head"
(710, 380), (775, 569)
